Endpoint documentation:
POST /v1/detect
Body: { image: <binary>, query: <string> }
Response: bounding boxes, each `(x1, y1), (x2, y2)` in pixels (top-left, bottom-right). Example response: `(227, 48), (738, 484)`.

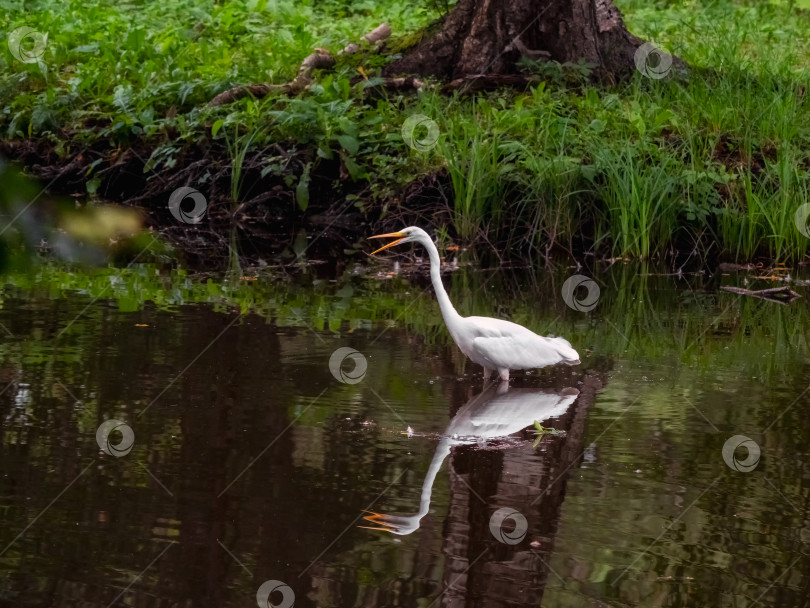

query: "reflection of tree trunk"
(439, 368), (607, 606)
(174, 315), (240, 608)
(171, 312), (314, 607)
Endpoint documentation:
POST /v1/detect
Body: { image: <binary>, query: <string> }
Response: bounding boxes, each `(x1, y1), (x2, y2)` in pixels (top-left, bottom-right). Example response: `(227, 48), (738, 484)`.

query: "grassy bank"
(2, 0), (810, 263)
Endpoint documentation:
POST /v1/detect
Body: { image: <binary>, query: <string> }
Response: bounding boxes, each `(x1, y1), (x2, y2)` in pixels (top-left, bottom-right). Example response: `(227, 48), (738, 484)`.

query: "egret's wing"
(472, 333), (578, 370)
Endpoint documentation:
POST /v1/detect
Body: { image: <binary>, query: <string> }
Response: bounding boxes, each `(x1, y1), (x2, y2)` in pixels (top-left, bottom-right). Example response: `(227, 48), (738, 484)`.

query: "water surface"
(0, 264), (808, 607)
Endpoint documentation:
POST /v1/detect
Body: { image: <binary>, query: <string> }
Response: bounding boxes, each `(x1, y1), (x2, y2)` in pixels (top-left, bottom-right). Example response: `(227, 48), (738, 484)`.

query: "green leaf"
(113, 85), (133, 114)
(296, 163), (311, 212)
(125, 29), (147, 50)
(361, 77), (385, 90)
(211, 119), (224, 137)
(343, 155), (367, 180)
(588, 118), (606, 133)
(336, 134), (359, 156)
(580, 164), (598, 182)
(86, 177), (101, 194)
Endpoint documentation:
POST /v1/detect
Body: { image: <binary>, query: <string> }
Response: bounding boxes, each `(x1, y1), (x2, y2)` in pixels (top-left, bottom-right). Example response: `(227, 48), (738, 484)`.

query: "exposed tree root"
(208, 24), (392, 107)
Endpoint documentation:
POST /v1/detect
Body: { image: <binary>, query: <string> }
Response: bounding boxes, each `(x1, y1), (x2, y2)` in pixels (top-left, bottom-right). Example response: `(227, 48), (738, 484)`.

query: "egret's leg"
(483, 367), (492, 382)
(498, 368), (510, 383)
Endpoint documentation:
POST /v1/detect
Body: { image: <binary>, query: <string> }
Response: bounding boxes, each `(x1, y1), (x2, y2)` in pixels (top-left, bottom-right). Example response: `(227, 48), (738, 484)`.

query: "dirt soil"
(1, 138), (453, 270)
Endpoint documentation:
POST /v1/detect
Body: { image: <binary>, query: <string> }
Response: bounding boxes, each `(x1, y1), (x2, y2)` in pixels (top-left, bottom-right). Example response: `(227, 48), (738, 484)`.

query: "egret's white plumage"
(370, 226), (580, 381)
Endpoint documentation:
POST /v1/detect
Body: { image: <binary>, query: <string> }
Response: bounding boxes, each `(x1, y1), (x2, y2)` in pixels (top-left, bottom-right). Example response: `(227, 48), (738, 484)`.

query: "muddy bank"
(1, 138), (453, 270)
(0, 137), (787, 272)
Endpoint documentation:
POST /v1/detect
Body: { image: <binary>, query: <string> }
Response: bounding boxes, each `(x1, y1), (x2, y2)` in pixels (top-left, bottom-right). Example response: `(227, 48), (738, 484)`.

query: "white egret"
(370, 227), (581, 381)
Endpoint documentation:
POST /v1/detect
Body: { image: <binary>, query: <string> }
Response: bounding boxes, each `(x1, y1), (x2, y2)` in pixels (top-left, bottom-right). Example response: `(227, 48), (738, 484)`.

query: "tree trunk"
(385, 0), (645, 82)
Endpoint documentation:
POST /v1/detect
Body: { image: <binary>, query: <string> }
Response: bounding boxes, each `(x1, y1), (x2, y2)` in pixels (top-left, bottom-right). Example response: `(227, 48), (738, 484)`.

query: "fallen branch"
(208, 24), (391, 107)
(720, 285), (801, 305)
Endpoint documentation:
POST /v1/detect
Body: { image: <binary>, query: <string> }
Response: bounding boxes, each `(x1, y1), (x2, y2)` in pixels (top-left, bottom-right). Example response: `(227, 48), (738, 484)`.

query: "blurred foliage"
(0, 160), (152, 270)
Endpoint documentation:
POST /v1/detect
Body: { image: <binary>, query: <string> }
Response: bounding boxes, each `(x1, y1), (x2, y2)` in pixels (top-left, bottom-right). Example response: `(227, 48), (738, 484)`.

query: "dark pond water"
(0, 263), (808, 607)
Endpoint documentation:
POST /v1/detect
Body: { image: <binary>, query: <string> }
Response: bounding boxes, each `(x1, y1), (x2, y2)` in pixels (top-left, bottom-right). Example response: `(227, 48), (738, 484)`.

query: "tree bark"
(385, 0), (646, 82)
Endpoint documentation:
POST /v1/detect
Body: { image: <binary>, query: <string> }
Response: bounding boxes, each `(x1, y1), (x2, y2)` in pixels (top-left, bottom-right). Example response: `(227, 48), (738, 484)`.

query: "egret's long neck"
(424, 238), (461, 326)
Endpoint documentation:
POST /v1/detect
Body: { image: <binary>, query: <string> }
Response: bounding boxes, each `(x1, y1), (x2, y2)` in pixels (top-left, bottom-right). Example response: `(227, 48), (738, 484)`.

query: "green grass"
(2, 0), (810, 262)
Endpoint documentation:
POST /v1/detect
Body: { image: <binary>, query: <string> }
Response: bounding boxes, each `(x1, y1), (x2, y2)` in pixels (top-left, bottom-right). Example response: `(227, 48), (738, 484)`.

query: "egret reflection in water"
(362, 383), (580, 536)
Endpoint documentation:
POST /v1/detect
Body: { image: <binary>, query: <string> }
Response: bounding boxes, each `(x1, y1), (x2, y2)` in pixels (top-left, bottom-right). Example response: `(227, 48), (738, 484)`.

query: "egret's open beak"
(368, 231), (406, 255)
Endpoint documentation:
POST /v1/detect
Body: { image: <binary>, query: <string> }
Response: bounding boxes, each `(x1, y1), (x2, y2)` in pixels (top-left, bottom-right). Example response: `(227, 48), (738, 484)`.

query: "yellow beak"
(368, 231), (406, 255)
